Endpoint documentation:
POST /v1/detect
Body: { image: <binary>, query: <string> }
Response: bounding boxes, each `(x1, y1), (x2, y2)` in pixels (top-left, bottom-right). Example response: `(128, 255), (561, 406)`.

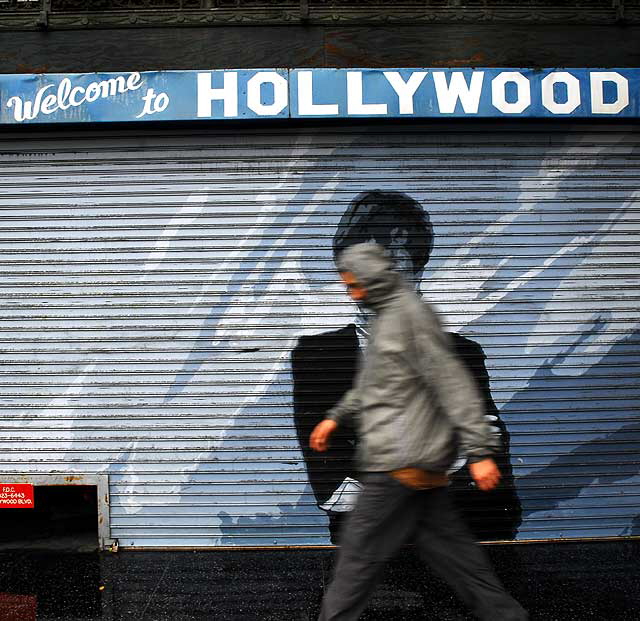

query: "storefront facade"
(0, 68), (639, 548)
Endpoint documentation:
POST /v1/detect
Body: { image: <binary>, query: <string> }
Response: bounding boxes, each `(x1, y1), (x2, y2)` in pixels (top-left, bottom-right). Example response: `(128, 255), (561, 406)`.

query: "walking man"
(310, 242), (528, 620)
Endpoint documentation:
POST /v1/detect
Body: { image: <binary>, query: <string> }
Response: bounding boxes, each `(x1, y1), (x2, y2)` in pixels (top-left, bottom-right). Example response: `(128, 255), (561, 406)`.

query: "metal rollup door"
(0, 122), (638, 546)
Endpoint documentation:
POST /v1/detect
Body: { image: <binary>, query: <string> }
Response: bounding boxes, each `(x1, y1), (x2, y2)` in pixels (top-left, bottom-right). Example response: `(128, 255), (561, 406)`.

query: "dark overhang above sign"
(0, 0), (637, 31)
(1, 68), (638, 125)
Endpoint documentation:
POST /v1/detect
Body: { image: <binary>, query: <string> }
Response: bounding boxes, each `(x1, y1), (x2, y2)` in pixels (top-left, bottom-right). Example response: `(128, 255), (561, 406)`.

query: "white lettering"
(136, 88), (170, 118)
(5, 72), (145, 123)
(84, 82), (101, 103)
(30, 84), (54, 119)
(155, 92), (169, 113)
(432, 71), (484, 114)
(590, 71), (629, 114)
(247, 72), (288, 116)
(99, 76), (127, 98)
(383, 71), (427, 114)
(492, 72), (531, 114)
(69, 86), (85, 107)
(297, 71), (339, 116)
(347, 71), (387, 115)
(541, 72), (581, 114)
(197, 72), (238, 118)
(137, 88), (156, 118)
(6, 96), (30, 122)
(57, 78), (72, 111)
(40, 93), (58, 115)
(126, 72), (143, 92)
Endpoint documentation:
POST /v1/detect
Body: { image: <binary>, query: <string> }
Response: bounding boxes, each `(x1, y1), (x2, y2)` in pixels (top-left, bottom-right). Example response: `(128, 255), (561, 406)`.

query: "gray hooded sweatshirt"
(328, 242), (497, 473)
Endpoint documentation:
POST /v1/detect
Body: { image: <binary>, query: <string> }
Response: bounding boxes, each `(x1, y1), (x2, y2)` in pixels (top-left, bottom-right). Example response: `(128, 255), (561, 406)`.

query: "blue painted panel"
(1, 68), (640, 124)
(0, 69), (290, 124)
(290, 68), (640, 119)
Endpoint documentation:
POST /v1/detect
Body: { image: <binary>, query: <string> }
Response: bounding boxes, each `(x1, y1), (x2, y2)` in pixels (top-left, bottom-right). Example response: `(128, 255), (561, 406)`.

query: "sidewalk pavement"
(0, 539), (638, 620)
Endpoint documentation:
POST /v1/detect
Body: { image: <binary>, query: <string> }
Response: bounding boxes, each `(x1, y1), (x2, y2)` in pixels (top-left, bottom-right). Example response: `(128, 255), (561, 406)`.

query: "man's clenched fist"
(310, 419), (338, 452)
(469, 458), (501, 491)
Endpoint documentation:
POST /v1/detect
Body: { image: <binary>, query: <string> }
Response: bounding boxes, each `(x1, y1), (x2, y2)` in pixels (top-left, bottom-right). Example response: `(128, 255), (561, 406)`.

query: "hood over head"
(336, 242), (403, 310)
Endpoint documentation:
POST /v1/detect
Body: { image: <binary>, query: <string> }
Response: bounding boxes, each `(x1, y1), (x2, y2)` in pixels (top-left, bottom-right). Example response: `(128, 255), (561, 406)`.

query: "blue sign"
(0, 68), (638, 124)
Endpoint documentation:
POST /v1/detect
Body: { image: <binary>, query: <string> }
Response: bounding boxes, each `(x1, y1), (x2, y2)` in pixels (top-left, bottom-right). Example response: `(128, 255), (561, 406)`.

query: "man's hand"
(468, 458), (501, 491)
(310, 419), (338, 452)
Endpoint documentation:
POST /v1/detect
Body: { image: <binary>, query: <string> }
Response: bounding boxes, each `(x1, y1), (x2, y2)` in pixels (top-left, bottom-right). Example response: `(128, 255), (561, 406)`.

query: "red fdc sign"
(0, 484), (34, 508)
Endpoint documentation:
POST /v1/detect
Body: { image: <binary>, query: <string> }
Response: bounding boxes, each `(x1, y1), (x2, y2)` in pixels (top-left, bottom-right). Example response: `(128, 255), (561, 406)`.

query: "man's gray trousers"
(319, 472), (528, 621)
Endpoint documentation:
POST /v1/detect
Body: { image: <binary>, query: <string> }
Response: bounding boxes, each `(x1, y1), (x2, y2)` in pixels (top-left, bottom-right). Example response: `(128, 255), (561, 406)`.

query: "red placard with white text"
(0, 484), (34, 508)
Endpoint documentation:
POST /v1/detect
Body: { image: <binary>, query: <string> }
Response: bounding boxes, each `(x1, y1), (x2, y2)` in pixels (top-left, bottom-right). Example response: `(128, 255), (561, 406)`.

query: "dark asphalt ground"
(0, 540), (638, 620)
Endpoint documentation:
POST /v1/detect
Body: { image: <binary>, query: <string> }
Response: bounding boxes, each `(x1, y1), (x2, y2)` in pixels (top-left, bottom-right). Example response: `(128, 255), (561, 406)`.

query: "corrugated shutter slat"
(0, 123), (638, 545)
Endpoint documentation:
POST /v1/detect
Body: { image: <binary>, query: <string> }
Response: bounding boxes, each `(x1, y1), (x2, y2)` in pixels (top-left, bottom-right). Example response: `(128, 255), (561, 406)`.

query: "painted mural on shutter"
(0, 123), (637, 546)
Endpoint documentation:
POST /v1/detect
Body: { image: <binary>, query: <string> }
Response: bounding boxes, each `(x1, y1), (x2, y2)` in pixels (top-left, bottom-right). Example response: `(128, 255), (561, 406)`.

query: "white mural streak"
(427, 135), (637, 400)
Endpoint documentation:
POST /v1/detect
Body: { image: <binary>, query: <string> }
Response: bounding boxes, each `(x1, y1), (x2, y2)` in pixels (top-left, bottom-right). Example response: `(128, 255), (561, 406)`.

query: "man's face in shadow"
(347, 228), (425, 320)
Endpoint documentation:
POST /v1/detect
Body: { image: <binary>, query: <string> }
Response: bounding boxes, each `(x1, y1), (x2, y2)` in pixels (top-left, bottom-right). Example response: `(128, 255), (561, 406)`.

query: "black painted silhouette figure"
(292, 190), (522, 543)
